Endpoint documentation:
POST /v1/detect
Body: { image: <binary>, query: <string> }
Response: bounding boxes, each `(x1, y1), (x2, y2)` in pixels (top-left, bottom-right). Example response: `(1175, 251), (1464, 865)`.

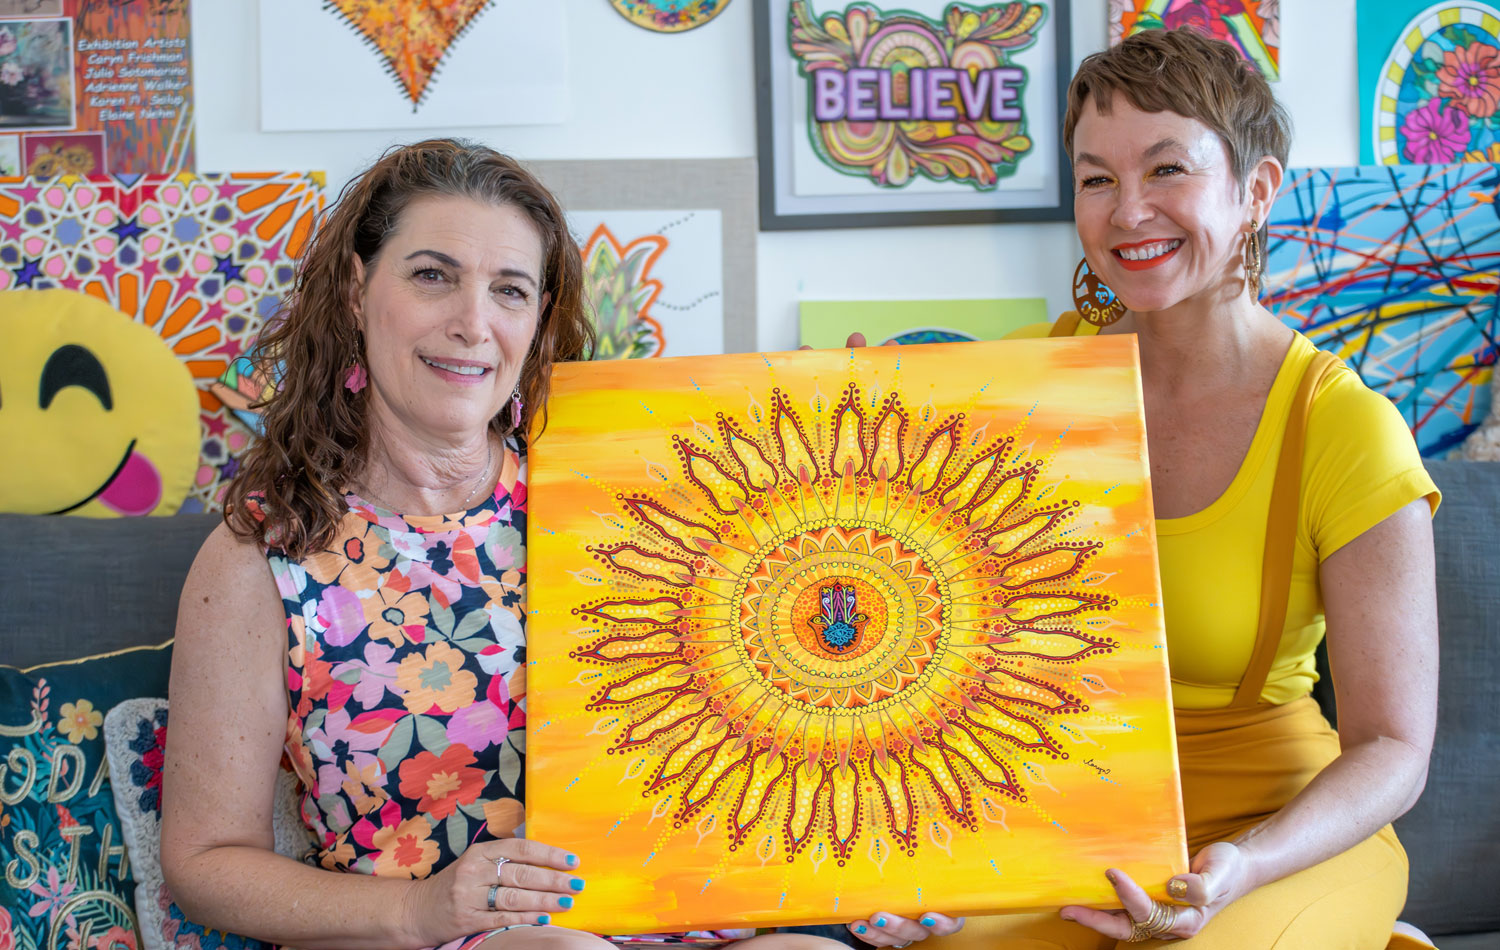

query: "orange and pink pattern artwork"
(526, 337), (1187, 933)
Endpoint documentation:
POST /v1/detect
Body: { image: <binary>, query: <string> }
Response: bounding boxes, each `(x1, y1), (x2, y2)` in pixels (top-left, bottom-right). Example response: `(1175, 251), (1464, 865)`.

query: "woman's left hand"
(846, 912), (964, 947)
(1059, 841), (1252, 941)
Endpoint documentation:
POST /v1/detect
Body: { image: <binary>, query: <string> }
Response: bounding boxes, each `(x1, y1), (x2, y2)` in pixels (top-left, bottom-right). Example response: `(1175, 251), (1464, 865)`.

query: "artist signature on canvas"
(1083, 758), (1111, 776)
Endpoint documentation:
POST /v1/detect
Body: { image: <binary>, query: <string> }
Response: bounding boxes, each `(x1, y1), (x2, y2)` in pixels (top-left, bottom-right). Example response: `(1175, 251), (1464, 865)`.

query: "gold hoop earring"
(1243, 220), (1263, 298)
(1072, 258), (1126, 327)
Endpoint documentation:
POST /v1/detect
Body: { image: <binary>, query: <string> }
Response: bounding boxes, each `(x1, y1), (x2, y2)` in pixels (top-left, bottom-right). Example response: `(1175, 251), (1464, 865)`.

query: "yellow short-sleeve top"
(1006, 315), (1440, 709)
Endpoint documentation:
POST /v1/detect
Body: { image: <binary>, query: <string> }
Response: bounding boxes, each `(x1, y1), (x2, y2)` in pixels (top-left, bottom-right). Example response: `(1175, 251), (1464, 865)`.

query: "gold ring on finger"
(487, 884), (501, 912)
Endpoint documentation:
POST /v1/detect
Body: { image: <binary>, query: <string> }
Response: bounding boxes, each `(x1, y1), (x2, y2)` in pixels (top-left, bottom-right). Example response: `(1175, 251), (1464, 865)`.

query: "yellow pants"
(926, 697), (1410, 949)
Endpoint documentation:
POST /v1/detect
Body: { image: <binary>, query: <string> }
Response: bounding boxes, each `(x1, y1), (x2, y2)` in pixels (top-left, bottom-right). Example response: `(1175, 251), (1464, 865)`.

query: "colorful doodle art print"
(790, 1), (1045, 190)
(756, 0), (1070, 228)
(0, 18), (74, 130)
(527, 338), (1187, 932)
(0, 2), (194, 175)
(260, 0), (567, 132)
(1107, 0), (1279, 80)
(573, 209), (724, 360)
(1358, 1), (1500, 164)
(799, 297), (1047, 348)
(609, 0), (732, 32)
(0, 172), (325, 510)
(1264, 165), (1499, 457)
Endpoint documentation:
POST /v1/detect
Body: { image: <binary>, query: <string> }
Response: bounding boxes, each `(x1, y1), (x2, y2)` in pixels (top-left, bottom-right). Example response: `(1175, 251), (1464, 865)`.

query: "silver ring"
(894, 943), (913, 949)
(494, 855), (511, 881)
(487, 884), (500, 912)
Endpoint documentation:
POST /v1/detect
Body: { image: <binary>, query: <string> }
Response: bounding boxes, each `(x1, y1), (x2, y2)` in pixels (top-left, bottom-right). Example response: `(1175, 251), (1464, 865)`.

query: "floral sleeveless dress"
(255, 439), (743, 949)
(259, 438), (530, 950)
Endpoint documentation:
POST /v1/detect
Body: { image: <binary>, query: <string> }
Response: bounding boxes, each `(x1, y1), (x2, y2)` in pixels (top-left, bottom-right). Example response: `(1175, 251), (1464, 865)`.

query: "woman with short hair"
(913, 27), (1439, 950)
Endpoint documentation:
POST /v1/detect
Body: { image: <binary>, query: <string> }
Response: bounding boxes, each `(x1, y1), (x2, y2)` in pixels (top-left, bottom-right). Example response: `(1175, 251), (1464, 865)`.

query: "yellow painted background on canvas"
(527, 337), (1186, 934)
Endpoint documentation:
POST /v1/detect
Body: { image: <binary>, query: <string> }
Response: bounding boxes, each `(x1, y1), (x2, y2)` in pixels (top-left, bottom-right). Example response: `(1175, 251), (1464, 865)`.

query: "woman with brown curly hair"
(157, 140), (845, 950)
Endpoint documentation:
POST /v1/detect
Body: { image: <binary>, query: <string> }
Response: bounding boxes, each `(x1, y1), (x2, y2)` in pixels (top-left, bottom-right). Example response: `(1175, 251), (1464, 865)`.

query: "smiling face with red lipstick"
(1071, 98), (1273, 319)
(353, 195), (545, 446)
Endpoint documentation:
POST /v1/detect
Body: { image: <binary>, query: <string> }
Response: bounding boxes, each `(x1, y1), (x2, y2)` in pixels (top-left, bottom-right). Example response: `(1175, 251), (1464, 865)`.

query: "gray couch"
(3, 461), (1496, 947)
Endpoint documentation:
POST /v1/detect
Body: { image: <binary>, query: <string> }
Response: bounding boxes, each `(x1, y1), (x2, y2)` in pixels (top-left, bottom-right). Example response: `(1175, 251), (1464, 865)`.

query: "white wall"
(198, 0), (1360, 352)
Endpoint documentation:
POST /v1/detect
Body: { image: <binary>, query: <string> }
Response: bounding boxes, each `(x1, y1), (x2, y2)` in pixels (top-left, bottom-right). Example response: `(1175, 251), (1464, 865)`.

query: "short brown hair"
(1063, 28), (1290, 186)
(225, 138), (594, 558)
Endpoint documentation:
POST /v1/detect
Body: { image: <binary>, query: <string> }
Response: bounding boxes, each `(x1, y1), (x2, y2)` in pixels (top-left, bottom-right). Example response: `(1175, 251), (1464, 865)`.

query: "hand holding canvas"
(1058, 842), (1248, 941)
(846, 912), (965, 947)
(401, 838), (581, 941)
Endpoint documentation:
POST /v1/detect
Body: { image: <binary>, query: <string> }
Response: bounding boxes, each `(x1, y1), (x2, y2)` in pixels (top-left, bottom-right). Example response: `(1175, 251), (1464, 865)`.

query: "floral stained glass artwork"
(527, 338), (1187, 933)
(1108, 0), (1279, 80)
(0, 172), (326, 511)
(1366, 1), (1500, 164)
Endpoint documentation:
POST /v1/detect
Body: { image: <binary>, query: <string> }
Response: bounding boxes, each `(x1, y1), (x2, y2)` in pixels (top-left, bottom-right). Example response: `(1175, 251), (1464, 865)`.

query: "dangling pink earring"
(509, 386), (524, 429)
(344, 363), (367, 393)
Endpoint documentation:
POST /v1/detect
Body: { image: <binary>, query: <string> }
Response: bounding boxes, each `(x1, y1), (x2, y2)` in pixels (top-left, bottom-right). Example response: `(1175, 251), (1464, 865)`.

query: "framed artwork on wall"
(753, 0), (1073, 229)
(527, 158), (758, 354)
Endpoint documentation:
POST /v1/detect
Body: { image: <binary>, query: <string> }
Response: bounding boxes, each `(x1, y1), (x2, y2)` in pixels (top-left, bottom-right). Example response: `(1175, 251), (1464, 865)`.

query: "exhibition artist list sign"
(0, 0), (194, 177)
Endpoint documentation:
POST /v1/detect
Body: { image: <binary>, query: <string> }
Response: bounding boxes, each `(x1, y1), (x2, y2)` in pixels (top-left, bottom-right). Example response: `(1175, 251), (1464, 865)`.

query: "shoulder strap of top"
(1049, 311), (1084, 337)
(1230, 348), (1341, 708)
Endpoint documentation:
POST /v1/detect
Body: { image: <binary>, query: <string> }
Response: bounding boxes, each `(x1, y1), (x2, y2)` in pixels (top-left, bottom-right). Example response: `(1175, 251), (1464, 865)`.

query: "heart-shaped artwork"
(325, 0), (495, 109)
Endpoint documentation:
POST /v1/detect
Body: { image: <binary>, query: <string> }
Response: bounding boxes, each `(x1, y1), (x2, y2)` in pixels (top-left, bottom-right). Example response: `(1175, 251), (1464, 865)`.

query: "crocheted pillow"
(102, 698), (314, 950)
(0, 642), (172, 949)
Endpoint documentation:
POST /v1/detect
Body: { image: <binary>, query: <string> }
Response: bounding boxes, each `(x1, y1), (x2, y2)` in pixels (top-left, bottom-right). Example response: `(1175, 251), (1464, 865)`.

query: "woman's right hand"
(400, 838), (584, 943)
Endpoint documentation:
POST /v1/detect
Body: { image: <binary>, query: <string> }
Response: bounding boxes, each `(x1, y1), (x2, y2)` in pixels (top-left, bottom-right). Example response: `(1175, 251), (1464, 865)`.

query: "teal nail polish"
(566, 854), (579, 867)
(559, 896), (574, 910)
(538, 915), (551, 926)
(875, 917), (887, 928)
(570, 877), (586, 891)
(855, 925), (867, 935)
(921, 917), (936, 928)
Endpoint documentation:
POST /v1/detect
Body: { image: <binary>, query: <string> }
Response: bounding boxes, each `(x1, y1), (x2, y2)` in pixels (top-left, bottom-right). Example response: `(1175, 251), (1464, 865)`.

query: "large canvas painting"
(527, 337), (1186, 933)
(1264, 164), (1500, 456)
(0, 172), (325, 510)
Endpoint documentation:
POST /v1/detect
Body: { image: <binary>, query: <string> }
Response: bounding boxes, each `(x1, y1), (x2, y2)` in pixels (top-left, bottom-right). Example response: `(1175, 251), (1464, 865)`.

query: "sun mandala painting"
(527, 337), (1186, 932)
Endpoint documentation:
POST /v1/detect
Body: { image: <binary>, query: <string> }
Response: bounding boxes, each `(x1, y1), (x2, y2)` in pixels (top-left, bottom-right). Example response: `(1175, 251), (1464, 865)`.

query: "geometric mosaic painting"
(1264, 165), (1499, 456)
(0, 173), (325, 509)
(527, 338), (1186, 933)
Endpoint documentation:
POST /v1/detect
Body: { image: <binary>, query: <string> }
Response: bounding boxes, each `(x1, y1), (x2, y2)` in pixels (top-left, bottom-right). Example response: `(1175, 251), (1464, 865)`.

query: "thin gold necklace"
(355, 436), (494, 514)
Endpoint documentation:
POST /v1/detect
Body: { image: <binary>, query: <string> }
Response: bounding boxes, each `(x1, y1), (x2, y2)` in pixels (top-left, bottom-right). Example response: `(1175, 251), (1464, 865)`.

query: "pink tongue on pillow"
(98, 449), (163, 516)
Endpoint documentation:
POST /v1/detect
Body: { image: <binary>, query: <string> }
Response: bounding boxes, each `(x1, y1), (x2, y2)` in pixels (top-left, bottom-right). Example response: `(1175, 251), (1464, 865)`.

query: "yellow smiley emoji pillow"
(0, 288), (199, 517)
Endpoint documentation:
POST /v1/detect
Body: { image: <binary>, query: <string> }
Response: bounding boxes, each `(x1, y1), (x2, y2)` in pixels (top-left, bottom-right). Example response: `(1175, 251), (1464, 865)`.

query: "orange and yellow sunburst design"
(528, 338), (1186, 933)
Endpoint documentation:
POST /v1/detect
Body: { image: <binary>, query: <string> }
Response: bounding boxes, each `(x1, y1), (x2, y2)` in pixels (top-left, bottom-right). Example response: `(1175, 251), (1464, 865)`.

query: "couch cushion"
(1395, 461), (1500, 936)
(0, 642), (172, 948)
(0, 513), (219, 668)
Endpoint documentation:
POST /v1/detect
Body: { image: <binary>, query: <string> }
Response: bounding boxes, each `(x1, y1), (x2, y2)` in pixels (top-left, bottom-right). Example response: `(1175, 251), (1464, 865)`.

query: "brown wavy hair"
(1063, 28), (1290, 248)
(225, 138), (594, 558)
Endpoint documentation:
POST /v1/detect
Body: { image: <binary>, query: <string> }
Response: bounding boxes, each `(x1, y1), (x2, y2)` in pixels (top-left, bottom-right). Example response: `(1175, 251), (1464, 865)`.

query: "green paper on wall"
(799, 299), (1048, 349)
